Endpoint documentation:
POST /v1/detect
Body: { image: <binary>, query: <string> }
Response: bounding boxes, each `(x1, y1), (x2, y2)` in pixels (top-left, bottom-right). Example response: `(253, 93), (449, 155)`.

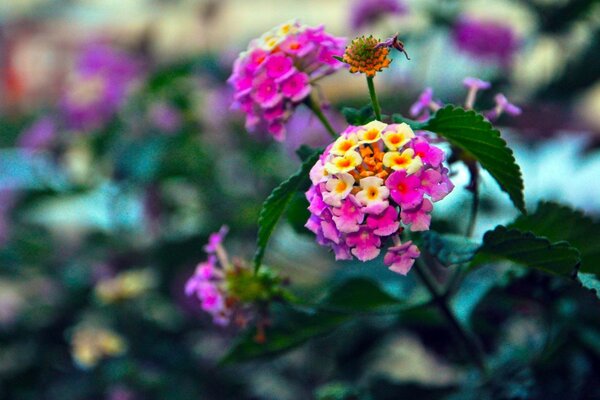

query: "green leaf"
(477, 225), (580, 278)
(321, 278), (402, 313)
(296, 145), (323, 162)
(221, 278), (408, 364)
(578, 273), (600, 300)
(253, 150), (321, 271)
(220, 306), (349, 364)
(509, 201), (600, 275)
(395, 106), (526, 213)
(286, 192), (311, 235)
(341, 104), (375, 125)
(421, 231), (480, 266)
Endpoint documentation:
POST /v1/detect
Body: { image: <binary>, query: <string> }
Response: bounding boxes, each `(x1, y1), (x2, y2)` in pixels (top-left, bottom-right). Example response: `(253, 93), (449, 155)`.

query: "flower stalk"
(306, 95), (338, 139)
(367, 76), (383, 121)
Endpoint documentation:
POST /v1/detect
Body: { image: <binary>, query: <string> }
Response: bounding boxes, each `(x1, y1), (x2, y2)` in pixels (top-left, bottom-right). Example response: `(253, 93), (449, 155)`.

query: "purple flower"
(384, 240), (420, 275)
(419, 168), (453, 202)
(485, 93), (522, 121)
(350, 0), (408, 31)
(280, 72), (311, 102)
(149, 103), (182, 133)
(17, 116), (56, 152)
(463, 77), (491, 109)
(410, 136), (444, 168)
(61, 42), (142, 132)
(453, 17), (520, 65)
(410, 88), (440, 119)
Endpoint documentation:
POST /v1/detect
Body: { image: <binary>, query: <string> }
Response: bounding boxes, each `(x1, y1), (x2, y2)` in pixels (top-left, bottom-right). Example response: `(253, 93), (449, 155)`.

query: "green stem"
(366, 76), (382, 121)
(413, 259), (487, 373)
(306, 96), (337, 139)
(465, 162), (480, 238)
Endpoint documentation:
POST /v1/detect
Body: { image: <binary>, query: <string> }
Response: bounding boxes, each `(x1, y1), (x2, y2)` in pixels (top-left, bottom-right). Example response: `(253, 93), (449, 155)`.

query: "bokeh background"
(1, 0), (600, 399)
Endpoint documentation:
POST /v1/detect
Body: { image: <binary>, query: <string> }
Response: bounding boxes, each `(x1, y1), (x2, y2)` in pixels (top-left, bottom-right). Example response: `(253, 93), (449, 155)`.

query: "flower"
(411, 77), (520, 123)
(384, 240), (420, 275)
(342, 35), (392, 77)
(305, 121), (453, 272)
(185, 226), (286, 334)
(229, 21), (346, 141)
(485, 93), (522, 120)
(61, 43), (142, 132)
(349, 0), (407, 31)
(18, 116), (56, 152)
(452, 17), (520, 66)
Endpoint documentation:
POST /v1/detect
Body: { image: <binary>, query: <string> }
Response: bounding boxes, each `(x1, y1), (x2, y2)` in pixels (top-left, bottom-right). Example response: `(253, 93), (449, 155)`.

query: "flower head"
(342, 35), (392, 77)
(185, 226), (286, 337)
(229, 21), (346, 141)
(305, 122), (453, 273)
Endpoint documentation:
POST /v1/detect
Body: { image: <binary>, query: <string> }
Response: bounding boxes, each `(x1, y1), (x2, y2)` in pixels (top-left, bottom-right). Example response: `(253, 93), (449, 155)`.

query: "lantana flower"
(185, 226), (287, 341)
(228, 21), (346, 141)
(305, 121), (454, 274)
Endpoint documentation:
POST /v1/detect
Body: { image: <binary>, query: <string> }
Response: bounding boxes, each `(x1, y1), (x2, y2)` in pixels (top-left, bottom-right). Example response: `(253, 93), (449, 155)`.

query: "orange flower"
(342, 36), (391, 77)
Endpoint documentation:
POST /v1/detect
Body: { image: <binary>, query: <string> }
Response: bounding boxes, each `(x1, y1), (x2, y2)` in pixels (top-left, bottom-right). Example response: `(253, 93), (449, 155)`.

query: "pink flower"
(410, 88), (435, 118)
(264, 53), (295, 81)
(400, 198), (433, 231)
(203, 226), (229, 254)
(384, 240), (420, 275)
(229, 21), (346, 141)
(410, 136), (444, 168)
(346, 228), (381, 261)
(419, 169), (453, 202)
(366, 205), (401, 236)
(252, 77), (282, 108)
(332, 195), (364, 233)
(386, 170), (424, 209)
(281, 72), (311, 102)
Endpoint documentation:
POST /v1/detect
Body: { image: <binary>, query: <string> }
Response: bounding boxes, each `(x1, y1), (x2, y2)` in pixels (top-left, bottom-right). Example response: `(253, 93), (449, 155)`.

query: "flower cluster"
(185, 226), (286, 338)
(61, 43), (142, 132)
(342, 35), (391, 77)
(305, 121), (453, 274)
(411, 77), (521, 121)
(228, 21), (346, 141)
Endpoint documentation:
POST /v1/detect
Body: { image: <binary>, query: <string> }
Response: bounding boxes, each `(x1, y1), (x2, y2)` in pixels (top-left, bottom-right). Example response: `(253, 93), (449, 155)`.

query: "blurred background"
(1, 0), (600, 399)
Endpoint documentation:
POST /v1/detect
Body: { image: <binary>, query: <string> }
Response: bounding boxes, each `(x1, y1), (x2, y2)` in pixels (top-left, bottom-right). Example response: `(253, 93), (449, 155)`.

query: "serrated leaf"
(578, 273), (600, 300)
(477, 226), (580, 278)
(421, 231), (480, 266)
(253, 150), (321, 271)
(509, 201), (600, 275)
(341, 104), (375, 125)
(296, 145), (323, 162)
(394, 106), (525, 213)
(286, 192), (311, 235)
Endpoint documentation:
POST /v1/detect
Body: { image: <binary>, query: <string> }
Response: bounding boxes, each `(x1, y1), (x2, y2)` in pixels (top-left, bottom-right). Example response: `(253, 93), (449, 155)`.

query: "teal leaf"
(578, 273), (600, 300)
(421, 231), (480, 266)
(509, 201), (600, 275)
(395, 106), (526, 213)
(253, 150), (321, 271)
(477, 225), (580, 278)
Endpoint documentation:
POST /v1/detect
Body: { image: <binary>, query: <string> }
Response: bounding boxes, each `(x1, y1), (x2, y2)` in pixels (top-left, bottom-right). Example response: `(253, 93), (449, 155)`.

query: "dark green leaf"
(341, 104), (375, 125)
(253, 150), (321, 271)
(332, 55), (345, 63)
(286, 192), (311, 235)
(296, 145), (323, 162)
(421, 231), (480, 266)
(321, 278), (402, 312)
(477, 225), (580, 278)
(395, 106), (526, 213)
(509, 201), (600, 275)
(220, 306), (349, 364)
(221, 278), (408, 364)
